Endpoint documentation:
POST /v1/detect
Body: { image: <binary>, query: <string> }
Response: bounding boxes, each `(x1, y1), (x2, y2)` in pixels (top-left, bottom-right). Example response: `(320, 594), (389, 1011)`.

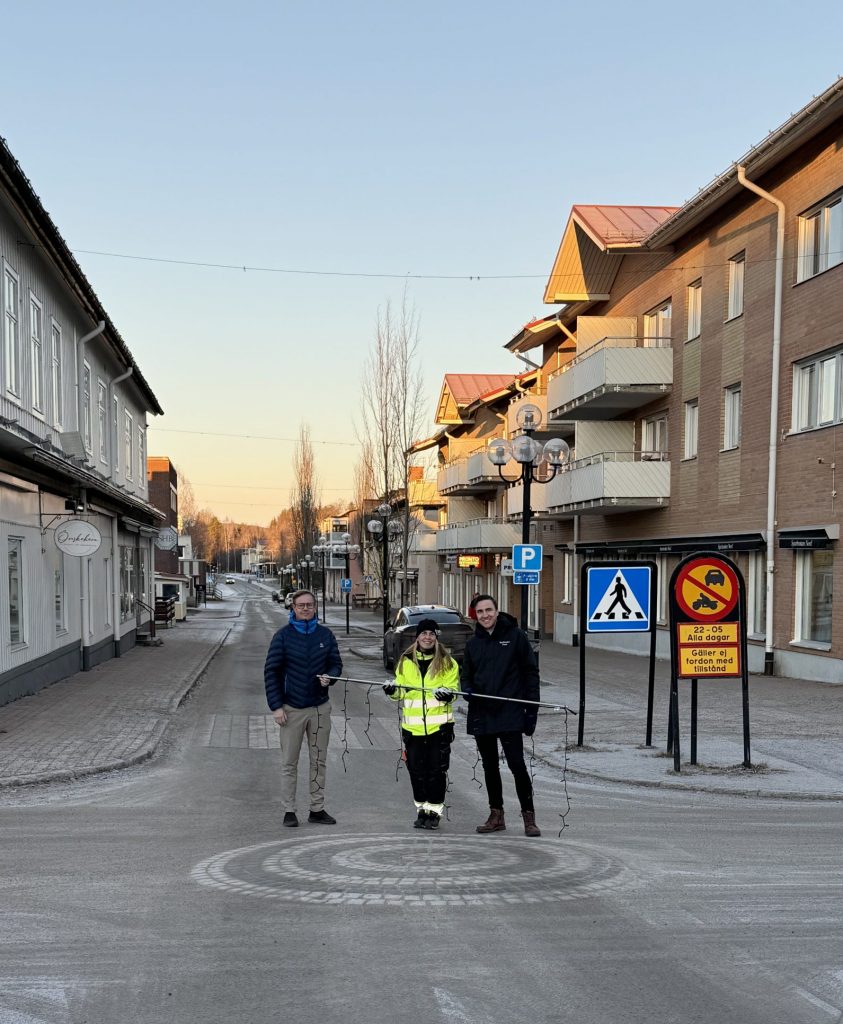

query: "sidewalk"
(351, 633), (843, 801)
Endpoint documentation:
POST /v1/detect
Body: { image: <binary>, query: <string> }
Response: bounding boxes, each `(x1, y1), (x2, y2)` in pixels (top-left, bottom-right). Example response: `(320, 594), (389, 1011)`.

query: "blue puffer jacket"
(264, 618), (343, 710)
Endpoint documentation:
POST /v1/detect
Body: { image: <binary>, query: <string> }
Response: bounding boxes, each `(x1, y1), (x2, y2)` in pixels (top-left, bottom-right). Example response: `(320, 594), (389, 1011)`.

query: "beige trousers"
(278, 702), (332, 813)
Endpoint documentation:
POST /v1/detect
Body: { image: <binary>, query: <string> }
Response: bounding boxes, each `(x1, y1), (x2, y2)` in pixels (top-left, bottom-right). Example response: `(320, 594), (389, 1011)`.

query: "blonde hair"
(397, 636), (455, 678)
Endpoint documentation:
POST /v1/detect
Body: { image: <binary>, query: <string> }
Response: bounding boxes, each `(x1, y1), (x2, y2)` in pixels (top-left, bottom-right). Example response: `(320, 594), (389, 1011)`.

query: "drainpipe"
(76, 321), (105, 449)
(108, 365), (133, 478)
(737, 165), (784, 676)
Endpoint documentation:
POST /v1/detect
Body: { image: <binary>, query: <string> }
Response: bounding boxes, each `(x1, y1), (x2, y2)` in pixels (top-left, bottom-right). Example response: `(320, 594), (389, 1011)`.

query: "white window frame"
(686, 280), (702, 341)
(643, 413), (668, 459)
(137, 425), (144, 484)
(29, 293), (44, 414)
(797, 191), (843, 283)
(727, 252), (745, 320)
(83, 362), (92, 453)
(747, 551), (766, 639)
(723, 383), (742, 450)
(104, 556), (112, 628)
(793, 549), (833, 647)
(561, 550), (572, 604)
(655, 555), (669, 625)
(3, 263), (21, 400)
(7, 537), (25, 645)
(51, 319), (63, 427)
(792, 347), (842, 432)
(54, 546), (66, 634)
(643, 299), (672, 347)
(97, 379), (108, 462)
(683, 399), (699, 460)
(124, 410), (134, 480)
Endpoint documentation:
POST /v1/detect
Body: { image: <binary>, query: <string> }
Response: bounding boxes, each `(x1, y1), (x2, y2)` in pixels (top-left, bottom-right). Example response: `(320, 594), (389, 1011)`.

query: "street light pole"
(487, 403), (570, 632)
(313, 535), (328, 621)
(333, 533), (360, 636)
(367, 503), (404, 633)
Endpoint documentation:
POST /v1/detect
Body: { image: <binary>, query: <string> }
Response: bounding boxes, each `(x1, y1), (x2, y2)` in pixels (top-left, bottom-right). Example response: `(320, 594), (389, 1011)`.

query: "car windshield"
(407, 611), (463, 625)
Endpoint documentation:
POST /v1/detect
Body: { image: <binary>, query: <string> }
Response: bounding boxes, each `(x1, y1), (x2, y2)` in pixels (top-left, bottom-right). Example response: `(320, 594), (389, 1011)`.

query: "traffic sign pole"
(520, 472), (532, 632)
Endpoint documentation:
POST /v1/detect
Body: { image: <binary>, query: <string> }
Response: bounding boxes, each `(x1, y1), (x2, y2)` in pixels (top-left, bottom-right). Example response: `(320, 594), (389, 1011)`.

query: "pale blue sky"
(2, 1), (842, 523)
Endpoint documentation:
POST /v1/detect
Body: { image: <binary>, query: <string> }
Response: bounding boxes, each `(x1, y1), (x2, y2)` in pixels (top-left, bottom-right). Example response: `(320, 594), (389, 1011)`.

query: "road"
(1, 583), (841, 1024)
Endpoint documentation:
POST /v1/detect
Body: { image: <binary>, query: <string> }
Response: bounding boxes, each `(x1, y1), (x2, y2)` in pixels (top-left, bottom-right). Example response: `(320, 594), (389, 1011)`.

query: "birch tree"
(290, 423), (320, 565)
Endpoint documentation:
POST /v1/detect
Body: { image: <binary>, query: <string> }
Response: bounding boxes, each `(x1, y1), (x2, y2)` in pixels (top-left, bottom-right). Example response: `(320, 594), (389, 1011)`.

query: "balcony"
(436, 518), (521, 553)
(505, 481), (549, 519)
(545, 451), (670, 516)
(548, 337), (672, 420)
(506, 389), (575, 441)
(436, 446), (509, 495)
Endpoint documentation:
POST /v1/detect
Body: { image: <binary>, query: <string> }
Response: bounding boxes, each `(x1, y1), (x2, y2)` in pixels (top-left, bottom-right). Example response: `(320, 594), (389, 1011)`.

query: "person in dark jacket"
(460, 594), (541, 837)
(264, 589), (343, 828)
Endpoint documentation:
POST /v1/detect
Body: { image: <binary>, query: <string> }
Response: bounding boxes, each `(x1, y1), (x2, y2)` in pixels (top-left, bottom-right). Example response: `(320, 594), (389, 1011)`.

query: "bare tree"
(358, 290), (427, 605)
(290, 422), (321, 565)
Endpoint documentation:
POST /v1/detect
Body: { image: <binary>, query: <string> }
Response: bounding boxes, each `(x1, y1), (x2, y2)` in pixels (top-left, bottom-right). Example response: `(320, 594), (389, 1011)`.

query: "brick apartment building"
(427, 78), (843, 682)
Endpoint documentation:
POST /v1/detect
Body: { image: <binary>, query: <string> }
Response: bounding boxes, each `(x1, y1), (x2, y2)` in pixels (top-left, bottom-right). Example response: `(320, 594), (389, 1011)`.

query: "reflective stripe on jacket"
(390, 654), (459, 736)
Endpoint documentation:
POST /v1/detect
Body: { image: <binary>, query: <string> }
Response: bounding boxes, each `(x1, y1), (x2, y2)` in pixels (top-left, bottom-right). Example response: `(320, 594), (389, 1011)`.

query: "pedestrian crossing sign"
(586, 566), (652, 632)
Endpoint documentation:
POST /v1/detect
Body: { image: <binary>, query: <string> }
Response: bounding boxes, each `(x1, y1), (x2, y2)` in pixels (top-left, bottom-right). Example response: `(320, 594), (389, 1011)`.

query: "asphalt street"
(0, 580), (841, 1023)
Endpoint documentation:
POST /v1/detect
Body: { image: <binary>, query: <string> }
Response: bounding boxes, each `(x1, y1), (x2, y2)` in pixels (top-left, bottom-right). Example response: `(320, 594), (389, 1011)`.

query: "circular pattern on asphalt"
(191, 834), (629, 905)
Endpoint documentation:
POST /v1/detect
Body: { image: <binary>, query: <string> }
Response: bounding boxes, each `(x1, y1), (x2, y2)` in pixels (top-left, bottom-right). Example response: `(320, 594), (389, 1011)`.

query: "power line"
(148, 426), (360, 447)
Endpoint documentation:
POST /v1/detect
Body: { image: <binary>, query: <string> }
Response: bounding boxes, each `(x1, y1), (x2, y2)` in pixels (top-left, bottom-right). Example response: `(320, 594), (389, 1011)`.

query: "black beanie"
(415, 618), (439, 637)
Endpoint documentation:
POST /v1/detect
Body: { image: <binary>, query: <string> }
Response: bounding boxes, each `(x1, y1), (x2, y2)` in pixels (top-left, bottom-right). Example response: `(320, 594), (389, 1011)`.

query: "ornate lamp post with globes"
(486, 403), (570, 631)
(312, 535), (329, 621)
(366, 502), (404, 633)
(332, 532), (360, 636)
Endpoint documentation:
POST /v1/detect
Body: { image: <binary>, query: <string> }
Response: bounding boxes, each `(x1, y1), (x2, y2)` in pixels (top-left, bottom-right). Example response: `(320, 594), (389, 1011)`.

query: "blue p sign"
(512, 544), (543, 572)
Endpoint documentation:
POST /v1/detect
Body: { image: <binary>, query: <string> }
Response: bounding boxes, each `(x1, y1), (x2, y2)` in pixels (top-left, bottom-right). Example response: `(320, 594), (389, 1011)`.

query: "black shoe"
(423, 812), (441, 830)
(413, 810), (429, 829)
(308, 809), (337, 824)
(283, 812), (299, 828)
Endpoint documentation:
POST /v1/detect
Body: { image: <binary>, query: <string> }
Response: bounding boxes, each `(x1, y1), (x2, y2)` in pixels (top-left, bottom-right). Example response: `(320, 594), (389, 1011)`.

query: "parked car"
(284, 593), (294, 609)
(382, 604), (475, 670)
(225, 576), (235, 584)
(271, 590), (282, 603)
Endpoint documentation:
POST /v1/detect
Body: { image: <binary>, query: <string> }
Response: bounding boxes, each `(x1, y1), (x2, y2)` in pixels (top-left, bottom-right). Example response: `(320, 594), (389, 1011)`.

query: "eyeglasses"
(294, 603), (315, 609)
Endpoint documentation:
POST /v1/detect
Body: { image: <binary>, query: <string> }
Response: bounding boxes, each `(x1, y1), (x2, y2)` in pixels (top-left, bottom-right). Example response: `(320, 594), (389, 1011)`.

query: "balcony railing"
(436, 517), (521, 552)
(544, 450), (670, 516)
(548, 336), (672, 421)
(436, 449), (509, 495)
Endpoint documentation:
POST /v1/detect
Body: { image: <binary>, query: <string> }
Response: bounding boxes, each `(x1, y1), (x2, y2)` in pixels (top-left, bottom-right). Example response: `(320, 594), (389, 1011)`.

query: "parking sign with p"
(512, 544), (542, 572)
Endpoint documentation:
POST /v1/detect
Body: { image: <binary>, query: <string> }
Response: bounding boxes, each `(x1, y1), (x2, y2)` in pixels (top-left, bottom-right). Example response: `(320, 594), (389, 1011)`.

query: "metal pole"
(520, 462), (531, 631)
(321, 552), (326, 622)
(690, 679), (697, 765)
(344, 551), (350, 636)
(381, 526), (389, 633)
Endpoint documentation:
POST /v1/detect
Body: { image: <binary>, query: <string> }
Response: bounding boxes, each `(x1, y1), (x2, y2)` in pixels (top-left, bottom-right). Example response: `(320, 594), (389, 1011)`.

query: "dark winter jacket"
(264, 618), (343, 711)
(460, 611), (539, 736)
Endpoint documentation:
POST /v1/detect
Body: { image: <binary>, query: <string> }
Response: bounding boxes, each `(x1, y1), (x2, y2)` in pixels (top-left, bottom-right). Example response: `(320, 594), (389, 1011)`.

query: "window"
(797, 192), (843, 282)
(793, 348), (842, 431)
(748, 551), (766, 638)
(683, 400), (698, 459)
(561, 551), (572, 604)
(104, 557), (112, 628)
(170, 483), (178, 511)
(795, 550), (833, 645)
(643, 300), (672, 346)
(655, 555), (669, 624)
(643, 413), (668, 458)
(51, 320), (63, 426)
(137, 426), (144, 483)
(98, 381), (108, 462)
(30, 295), (43, 412)
(686, 280), (702, 340)
(4, 265), (20, 397)
(120, 545), (135, 623)
(124, 411), (134, 479)
(83, 362), (92, 452)
(8, 538), (24, 644)
(727, 252), (745, 319)
(113, 396), (119, 471)
(723, 384), (742, 449)
(53, 546), (66, 633)
(86, 558), (94, 637)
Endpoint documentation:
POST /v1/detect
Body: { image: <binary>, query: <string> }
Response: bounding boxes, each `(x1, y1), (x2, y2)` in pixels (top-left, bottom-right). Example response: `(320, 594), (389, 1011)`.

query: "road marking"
(433, 988), (477, 1023)
(793, 987), (841, 1017)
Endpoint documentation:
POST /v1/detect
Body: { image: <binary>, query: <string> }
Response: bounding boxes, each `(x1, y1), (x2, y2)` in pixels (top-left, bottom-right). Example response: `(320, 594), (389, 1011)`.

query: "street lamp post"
(312, 535), (328, 621)
(487, 403), (570, 631)
(332, 533), (360, 636)
(366, 502), (404, 633)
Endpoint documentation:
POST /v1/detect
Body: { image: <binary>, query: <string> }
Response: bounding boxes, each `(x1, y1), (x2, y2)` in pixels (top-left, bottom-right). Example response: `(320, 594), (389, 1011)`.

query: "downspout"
(736, 165), (784, 676)
(76, 321), (105, 450)
(108, 365), (133, 479)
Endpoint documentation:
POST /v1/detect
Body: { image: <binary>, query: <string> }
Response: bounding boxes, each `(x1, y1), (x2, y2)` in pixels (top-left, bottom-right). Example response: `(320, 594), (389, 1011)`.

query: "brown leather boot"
(521, 810), (541, 837)
(476, 808), (505, 833)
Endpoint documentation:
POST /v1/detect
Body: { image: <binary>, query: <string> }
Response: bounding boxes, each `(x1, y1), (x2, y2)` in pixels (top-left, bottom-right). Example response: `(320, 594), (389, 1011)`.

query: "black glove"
(524, 711), (538, 737)
(434, 688), (456, 702)
(383, 683), (397, 696)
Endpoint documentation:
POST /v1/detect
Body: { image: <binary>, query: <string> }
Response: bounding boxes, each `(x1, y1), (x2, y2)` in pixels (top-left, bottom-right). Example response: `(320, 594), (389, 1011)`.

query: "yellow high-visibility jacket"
(389, 652), (459, 736)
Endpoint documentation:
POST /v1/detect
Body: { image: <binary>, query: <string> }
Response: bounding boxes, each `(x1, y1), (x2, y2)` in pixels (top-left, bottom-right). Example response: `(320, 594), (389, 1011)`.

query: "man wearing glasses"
(264, 589), (343, 827)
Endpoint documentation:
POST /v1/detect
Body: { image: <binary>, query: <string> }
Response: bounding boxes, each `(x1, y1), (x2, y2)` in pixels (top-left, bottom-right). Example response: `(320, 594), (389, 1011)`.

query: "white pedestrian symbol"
(590, 571), (647, 623)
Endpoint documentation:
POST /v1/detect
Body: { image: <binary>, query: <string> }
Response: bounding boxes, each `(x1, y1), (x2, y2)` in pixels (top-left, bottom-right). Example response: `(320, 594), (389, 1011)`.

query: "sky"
(2, 0), (842, 525)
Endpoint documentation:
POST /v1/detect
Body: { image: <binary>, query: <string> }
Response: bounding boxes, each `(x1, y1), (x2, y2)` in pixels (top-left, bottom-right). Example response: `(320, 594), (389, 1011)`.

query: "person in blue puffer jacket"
(264, 589), (343, 828)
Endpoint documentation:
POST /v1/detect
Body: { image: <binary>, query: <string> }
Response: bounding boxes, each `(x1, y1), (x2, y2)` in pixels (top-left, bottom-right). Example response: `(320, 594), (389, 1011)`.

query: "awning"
(565, 532), (766, 557)
(778, 525), (839, 550)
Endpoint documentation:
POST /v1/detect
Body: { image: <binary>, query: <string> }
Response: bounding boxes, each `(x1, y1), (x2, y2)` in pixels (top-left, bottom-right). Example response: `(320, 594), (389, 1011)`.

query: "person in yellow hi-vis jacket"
(383, 618), (459, 830)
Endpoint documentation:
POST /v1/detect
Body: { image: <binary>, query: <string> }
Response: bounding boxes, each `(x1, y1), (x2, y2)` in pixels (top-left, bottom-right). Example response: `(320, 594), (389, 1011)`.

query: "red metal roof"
(444, 373), (517, 406)
(572, 205), (679, 247)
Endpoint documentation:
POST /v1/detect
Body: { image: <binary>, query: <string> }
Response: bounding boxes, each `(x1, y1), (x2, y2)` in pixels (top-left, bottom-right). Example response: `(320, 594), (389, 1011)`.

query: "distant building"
(147, 456), (189, 620)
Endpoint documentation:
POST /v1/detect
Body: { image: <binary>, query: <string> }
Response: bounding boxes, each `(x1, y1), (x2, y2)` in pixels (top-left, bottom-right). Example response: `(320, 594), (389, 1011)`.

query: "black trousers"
(475, 732), (534, 812)
(402, 724), (454, 805)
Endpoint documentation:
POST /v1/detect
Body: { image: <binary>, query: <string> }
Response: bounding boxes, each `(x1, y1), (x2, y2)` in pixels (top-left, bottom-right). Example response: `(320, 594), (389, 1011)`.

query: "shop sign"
(155, 526), (179, 551)
(457, 554), (483, 570)
(55, 519), (102, 557)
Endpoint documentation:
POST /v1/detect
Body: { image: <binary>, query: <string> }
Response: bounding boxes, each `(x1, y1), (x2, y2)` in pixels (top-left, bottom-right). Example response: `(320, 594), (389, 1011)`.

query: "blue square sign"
(586, 566), (652, 632)
(512, 544), (542, 572)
